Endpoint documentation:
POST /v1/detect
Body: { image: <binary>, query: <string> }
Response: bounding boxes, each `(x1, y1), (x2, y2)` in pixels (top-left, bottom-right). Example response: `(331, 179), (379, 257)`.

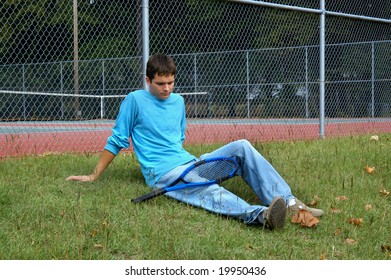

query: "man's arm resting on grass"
(65, 149), (116, 182)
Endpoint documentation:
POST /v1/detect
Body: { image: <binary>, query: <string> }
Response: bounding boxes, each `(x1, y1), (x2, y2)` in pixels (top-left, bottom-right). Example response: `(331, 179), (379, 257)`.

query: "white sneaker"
(288, 198), (324, 217)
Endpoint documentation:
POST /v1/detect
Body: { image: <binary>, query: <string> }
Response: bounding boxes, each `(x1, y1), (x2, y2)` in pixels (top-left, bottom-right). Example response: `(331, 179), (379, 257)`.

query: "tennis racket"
(131, 157), (239, 203)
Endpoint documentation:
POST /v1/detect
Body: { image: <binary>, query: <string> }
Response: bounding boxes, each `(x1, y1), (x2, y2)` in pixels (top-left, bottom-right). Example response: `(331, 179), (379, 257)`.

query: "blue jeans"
(153, 139), (294, 224)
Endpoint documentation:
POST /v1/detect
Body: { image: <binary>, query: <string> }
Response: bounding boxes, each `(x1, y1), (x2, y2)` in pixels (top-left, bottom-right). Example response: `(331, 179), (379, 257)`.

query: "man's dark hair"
(146, 54), (176, 81)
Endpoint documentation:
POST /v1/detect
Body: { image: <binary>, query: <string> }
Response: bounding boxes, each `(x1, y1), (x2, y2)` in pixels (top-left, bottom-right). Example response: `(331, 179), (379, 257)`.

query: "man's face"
(146, 73), (175, 100)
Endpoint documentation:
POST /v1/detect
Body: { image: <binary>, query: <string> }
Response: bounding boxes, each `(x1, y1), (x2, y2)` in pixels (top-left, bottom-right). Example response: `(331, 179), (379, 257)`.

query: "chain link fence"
(1, 0), (391, 158)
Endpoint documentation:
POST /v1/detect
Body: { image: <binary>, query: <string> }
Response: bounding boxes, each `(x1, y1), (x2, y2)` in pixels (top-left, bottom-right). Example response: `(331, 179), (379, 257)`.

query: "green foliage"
(0, 134), (390, 259)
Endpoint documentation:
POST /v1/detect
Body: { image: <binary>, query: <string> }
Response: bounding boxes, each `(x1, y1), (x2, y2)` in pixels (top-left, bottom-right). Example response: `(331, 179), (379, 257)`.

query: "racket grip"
(131, 188), (167, 203)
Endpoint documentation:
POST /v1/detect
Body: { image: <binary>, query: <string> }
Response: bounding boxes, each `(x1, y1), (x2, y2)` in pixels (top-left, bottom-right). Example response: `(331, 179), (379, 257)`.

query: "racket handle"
(131, 188), (167, 203)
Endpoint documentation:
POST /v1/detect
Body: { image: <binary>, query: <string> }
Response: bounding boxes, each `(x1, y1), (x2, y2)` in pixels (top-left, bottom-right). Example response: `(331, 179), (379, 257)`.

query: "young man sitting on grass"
(66, 53), (324, 230)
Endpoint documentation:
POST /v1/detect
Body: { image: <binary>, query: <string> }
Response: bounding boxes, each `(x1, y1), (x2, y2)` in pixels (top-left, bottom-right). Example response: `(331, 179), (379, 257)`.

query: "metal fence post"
(22, 64), (26, 120)
(246, 51), (250, 118)
(305, 46), (309, 118)
(73, 0), (80, 119)
(371, 42), (375, 118)
(60, 61), (64, 119)
(101, 60), (105, 119)
(194, 54), (198, 117)
(319, 0), (326, 138)
(142, 0), (149, 90)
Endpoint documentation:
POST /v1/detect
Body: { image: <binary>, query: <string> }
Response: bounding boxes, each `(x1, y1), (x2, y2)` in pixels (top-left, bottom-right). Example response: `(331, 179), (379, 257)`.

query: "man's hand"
(65, 175), (97, 182)
(65, 149), (116, 183)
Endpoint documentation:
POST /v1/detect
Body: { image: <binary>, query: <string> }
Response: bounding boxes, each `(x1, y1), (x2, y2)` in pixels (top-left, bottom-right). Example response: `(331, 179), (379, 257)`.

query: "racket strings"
(183, 160), (237, 182)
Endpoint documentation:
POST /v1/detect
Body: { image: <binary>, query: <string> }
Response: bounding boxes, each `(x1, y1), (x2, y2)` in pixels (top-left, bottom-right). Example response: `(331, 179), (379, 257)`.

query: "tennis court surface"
(1, 118), (390, 159)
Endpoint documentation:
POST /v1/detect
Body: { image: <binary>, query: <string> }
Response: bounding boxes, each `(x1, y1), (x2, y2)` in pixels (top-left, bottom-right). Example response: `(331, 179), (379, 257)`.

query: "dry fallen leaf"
(320, 254), (327, 260)
(365, 204), (372, 211)
(309, 195), (321, 207)
(370, 135), (379, 141)
(309, 200), (318, 207)
(336, 196), (348, 201)
(94, 244), (104, 249)
(101, 220), (109, 228)
(291, 210), (319, 228)
(364, 165), (375, 174)
(90, 229), (99, 237)
(381, 245), (391, 253)
(331, 207), (342, 214)
(345, 238), (357, 245)
(348, 218), (363, 226)
(334, 227), (341, 237)
(379, 188), (390, 197)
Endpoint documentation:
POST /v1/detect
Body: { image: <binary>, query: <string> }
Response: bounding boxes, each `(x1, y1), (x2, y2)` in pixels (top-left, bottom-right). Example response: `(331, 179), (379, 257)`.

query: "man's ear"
(145, 76), (151, 86)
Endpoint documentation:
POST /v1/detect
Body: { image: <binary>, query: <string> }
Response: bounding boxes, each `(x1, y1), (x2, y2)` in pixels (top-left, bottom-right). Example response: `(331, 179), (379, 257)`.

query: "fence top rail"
(0, 90), (207, 99)
(229, 0), (391, 24)
(0, 90), (126, 99)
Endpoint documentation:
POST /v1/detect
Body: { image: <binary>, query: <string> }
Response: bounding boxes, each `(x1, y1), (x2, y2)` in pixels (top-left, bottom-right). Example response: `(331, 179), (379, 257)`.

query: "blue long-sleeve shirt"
(104, 89), (196, 186)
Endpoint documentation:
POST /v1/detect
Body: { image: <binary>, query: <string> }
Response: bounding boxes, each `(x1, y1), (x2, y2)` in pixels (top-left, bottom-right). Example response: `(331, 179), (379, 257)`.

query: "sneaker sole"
(265, 196), (286, 230)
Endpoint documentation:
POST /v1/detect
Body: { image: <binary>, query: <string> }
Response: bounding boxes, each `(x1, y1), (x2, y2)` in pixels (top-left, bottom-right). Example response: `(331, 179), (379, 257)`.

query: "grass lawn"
(0, 134), (390, 260)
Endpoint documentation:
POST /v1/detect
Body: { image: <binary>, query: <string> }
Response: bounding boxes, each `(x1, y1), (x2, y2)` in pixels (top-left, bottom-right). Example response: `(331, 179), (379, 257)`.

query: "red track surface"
(1, 120), (390, 159)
